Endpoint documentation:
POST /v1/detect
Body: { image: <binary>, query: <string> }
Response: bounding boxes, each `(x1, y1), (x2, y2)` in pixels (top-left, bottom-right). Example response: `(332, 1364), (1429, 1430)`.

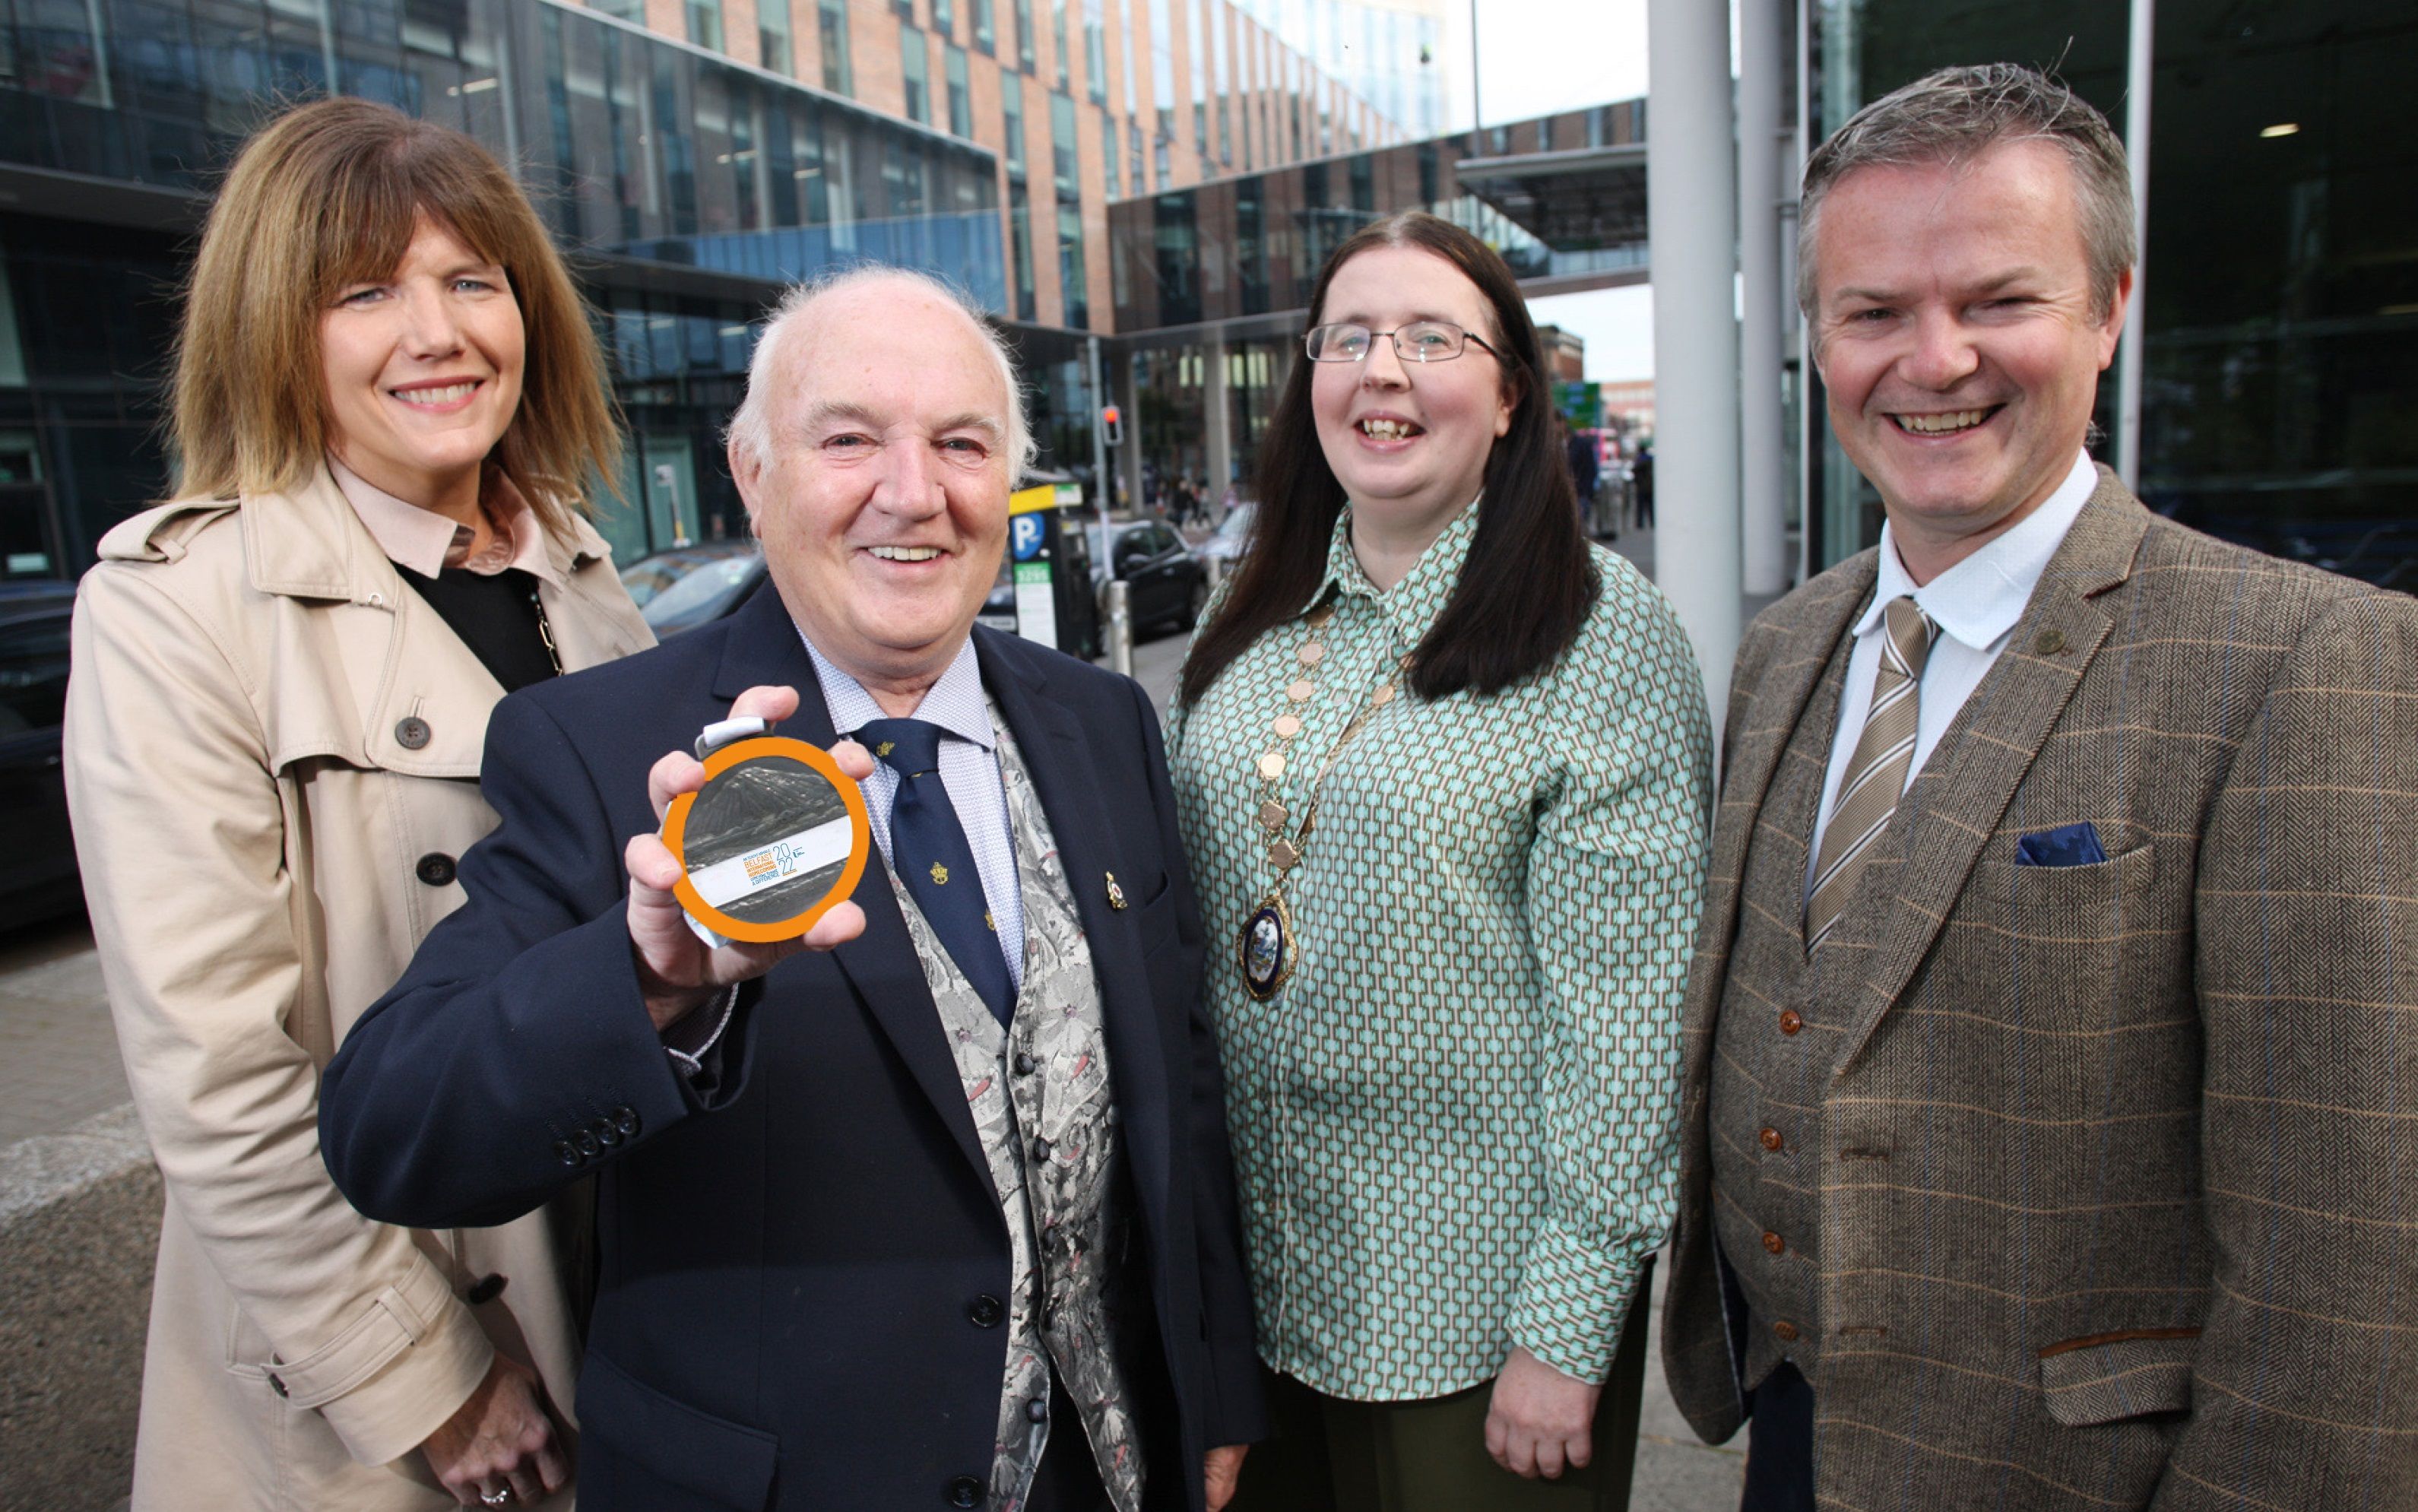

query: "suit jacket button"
(1030, 1136), (1051, 1162)
(595, 1119), (623, 1147)
(575, 1129), (601, 1157)
(944, 1476), (984, 1507)
(1773, 1320), (1800, 1342)
(464, 1273), (508, 1305)
(968, 1294), (1004, 1328)
(554, 1141), (579, 1167)
(1013, 1052), (1036, 1076)
(1760, 1127), (1784, 1152)
(610, 1106), (641, 1137)
(1778, 1010), (1804, 1036)
(395, 716), (432, 750)
(414, 852), (458, 887)
(1762, 1231), (1786, 1255)
(1025, 1396), (1049, 1423)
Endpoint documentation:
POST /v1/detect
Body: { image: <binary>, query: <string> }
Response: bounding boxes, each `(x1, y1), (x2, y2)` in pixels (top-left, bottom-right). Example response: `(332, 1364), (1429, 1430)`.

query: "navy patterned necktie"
(857, 718), (1015, 1026)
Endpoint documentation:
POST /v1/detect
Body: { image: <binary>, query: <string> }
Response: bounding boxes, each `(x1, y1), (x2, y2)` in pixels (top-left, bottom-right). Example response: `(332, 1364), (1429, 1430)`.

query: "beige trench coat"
(64, 467), (654, 1510)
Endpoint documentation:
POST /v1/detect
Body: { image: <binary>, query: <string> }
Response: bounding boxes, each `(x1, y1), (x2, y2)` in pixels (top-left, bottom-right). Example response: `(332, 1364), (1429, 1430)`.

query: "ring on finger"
(480, 1491), (512, 1508)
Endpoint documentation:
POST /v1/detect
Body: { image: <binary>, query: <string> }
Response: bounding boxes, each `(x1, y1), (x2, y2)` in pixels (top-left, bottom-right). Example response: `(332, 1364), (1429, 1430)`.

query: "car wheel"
(1178, 578), (1208, 631)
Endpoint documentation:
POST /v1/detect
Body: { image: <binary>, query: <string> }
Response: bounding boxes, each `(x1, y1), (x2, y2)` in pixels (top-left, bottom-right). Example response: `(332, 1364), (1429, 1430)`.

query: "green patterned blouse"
(1165, 501), (1713, 1399)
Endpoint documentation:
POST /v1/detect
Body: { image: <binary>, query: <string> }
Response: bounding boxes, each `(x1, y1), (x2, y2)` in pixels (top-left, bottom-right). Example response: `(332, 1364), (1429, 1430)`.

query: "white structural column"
(1203, 342), (1234, 505)
(1647, 0), (1745, 724)
(2115, 0), (2155, 490)
(1737, 0), (1788, 596)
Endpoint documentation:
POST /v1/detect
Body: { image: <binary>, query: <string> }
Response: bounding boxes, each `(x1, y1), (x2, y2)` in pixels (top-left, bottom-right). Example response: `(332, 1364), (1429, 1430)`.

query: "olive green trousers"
(1226, 1279), (1653, 1512)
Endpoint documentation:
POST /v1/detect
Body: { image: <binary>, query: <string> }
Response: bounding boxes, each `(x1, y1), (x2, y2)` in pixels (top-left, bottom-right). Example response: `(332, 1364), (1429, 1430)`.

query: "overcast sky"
(1434, 0), (1656, 381)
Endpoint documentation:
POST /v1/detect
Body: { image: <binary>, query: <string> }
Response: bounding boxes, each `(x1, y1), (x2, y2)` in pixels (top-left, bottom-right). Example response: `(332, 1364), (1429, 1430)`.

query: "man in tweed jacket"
(1662, 65), (2418, 1511)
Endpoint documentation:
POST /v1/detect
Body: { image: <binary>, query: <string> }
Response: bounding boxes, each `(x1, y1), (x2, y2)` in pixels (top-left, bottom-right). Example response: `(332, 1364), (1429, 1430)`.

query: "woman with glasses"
(65, 100), (651, 1510)
(1165, 211), (1713, 1510)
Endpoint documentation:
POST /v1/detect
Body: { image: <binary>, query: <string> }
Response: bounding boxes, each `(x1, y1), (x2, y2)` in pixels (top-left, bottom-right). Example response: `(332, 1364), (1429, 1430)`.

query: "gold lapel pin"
(1105, 872), (1129, 911)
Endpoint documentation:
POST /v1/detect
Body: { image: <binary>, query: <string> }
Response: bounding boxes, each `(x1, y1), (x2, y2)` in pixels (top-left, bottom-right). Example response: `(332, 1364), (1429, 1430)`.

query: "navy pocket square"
(2016, 821), (2110, 867)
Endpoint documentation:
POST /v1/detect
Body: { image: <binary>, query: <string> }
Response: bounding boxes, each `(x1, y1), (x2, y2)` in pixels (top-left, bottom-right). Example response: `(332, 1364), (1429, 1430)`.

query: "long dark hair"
(1178, 211), (1596, 706)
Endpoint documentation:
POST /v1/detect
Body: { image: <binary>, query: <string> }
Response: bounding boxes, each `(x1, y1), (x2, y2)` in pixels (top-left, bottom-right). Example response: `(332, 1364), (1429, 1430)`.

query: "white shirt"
(803, 633), (1027, 989)
(1805, 450), (2099, 898)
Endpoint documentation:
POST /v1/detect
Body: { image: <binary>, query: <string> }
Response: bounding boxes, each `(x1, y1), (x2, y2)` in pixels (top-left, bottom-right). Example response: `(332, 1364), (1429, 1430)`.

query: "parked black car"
(0, 581), (80, 921)
(1088, 517), (1208, 636)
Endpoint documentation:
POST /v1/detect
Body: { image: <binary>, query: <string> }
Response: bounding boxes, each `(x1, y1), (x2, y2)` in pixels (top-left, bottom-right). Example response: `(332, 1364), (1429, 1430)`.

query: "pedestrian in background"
(1168, 209), (1713, 1510)
(64, 98), (651, 1510)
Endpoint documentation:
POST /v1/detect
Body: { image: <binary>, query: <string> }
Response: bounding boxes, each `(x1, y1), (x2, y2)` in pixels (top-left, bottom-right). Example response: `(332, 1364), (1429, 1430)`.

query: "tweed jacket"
(66, 468), (652, 1510)
(1662, 470), (2418, 1510)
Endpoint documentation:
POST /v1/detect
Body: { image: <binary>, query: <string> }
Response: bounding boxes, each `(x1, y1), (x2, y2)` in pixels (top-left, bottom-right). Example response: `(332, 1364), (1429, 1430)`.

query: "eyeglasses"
(1304, 321), (1502, 364)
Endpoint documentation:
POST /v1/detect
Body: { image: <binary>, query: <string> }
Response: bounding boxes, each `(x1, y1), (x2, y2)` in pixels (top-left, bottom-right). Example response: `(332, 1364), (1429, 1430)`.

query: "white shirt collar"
(800, 630), (995, 750)
(329, 455), (562, 588)
(1861, 449), (2099, 651)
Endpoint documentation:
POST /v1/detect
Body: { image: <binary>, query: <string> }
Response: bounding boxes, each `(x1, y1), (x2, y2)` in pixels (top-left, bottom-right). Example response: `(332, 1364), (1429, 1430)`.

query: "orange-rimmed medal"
(663, 737), (872, 943)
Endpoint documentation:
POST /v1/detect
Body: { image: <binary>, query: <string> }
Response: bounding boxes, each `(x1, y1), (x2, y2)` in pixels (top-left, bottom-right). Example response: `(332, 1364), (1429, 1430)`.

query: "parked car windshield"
(620, 545), (763, 635)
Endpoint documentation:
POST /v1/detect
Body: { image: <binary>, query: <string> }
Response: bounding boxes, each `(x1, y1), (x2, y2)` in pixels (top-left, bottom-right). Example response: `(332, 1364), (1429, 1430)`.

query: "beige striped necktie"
(1805, 595), (1939, 951)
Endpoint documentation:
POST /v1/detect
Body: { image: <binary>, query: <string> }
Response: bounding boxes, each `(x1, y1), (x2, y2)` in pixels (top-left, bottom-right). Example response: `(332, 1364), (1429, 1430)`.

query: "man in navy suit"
(322, 268), (1262, 1512)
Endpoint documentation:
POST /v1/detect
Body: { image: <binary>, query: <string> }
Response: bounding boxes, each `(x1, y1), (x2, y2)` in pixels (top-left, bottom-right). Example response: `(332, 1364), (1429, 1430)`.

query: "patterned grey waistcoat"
(887, 706), (1146, 1512)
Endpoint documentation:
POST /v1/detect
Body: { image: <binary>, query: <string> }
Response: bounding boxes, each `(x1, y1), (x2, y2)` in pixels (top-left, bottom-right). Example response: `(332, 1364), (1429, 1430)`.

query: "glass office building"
(0, 0), (1001, 572)
(1804, 0), (2417, 586)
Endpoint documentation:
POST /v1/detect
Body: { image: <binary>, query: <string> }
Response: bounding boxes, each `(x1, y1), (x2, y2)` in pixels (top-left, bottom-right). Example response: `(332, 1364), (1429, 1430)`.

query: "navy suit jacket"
(321, 583), (1263, 1511)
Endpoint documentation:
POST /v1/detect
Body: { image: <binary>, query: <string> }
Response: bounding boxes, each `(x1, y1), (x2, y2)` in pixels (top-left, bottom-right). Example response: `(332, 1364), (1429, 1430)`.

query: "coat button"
(575, 1129), (601, 1157)
(944, 1476), (984, 1508)
(1025, 1396), (1048, 1423)
(1773, 1320), (1800, 1342)
(1013, 1052), (1036, 1076)
(2034, 628), (2068, 656)
(1760, 1127), (1784, 1152)
(967, 1295), (1004, 1328)
(1762, 1231), (1786, 1255)
(1778, 1010), (1804, 1036)
(610, 1106), (641, 1137)
(594, 1118), (623, 1148)
(395, 715), (432, 750)
(554, 1140), (579, 1167)
(1030, 1136), (1051, 1162)
(414, 852), (458, 887)
(464, 1273), (508, 1305)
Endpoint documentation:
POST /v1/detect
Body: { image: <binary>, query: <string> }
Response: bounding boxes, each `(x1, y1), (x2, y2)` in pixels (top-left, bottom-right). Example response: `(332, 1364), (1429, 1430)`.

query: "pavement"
(0, 516), (1749, 1510)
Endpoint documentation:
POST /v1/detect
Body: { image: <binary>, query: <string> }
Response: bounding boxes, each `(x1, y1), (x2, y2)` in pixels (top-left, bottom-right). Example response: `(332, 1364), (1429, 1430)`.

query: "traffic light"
(1099, 403), (1124, 448)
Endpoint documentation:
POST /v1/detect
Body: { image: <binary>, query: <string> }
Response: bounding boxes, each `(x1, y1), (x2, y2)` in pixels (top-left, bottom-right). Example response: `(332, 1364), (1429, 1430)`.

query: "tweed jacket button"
(1760, 1127), (1784, 1152)
(414, 852), (457, 887)
(1762, 1231), (1786, 1255)
(944, 1474), (984, 1507)
(967, 1294), (1005, 1328)
(395, 715), (431, 750)
(1773, 1320), (1800, 1342)
(1778, 1010), (1803, 1035)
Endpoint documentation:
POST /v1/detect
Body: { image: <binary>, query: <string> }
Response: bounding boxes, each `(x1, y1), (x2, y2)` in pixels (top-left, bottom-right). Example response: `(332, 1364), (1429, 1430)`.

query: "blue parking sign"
(1011, 514), (1047, 562)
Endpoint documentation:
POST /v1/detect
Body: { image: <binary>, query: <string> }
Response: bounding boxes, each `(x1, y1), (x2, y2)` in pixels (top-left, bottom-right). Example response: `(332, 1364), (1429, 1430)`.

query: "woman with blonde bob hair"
(65, 97), (651, 1510)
